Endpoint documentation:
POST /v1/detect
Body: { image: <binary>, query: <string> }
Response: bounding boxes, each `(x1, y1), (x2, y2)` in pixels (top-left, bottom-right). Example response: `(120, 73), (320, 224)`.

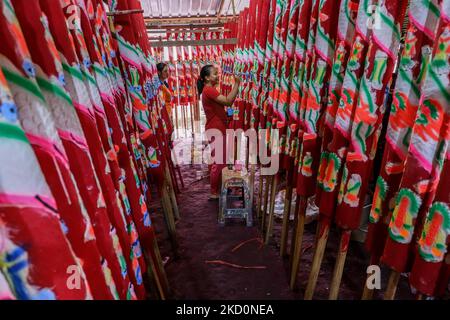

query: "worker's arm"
(213, 75), (241, 107)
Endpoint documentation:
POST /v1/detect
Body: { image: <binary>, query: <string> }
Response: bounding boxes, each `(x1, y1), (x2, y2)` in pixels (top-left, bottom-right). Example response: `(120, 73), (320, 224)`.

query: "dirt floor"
(148, 164), (432, 300)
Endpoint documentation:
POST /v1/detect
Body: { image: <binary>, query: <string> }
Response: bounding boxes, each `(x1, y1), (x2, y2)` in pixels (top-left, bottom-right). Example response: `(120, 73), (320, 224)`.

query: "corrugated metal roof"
(142, 0), (249, 18)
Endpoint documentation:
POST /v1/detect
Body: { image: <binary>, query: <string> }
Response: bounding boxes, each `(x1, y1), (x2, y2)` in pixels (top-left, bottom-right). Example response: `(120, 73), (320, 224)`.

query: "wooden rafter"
(144, 15), (237, 25)
(147, 22), (225, 29)
(147, 28), (229, 34)
(149, 38), (238, 48)
(106, 9), (144, 16)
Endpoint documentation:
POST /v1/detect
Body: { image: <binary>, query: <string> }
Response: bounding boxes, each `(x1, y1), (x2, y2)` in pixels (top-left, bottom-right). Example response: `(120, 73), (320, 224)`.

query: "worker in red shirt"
(197, 65), (241, 199)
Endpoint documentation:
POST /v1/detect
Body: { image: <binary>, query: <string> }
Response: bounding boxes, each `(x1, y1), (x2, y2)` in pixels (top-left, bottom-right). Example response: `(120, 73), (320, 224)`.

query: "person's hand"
(234, 74), (241, 85)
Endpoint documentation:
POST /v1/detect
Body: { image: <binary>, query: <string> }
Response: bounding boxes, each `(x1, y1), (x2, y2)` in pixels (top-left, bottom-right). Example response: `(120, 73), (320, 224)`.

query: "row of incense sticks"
(0, 0), (180, 300)
(231, 0), (449, 300)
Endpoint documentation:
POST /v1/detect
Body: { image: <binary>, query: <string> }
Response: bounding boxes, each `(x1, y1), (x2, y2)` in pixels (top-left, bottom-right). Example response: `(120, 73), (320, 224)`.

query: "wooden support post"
(289, 196), (307, 290)
(384, 270), (400, 300)
(329, 229), (352, 300)
(264, 174), (279, 245)
(304, 218), (330, 300)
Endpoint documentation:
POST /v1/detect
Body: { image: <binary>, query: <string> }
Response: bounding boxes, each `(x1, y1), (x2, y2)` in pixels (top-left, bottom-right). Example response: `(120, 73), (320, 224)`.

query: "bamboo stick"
(280, 178), (293, 257)
(174, 104), (179, 138)
(189, 102), (195, 134)
(161, 187), (178, 254)
(257, 170), (264, 219)
(329, 229), (352, 300)
(264, 174), (279, 245)
(249, 163), (256, 224)
(361, 255), (379, 300)
(261, 175), (271, 230)
(165, 165), (180, 220)
(151, 239), (170, 297)
(289, 196), (307, 290)
(384, 270), (401, 300)
(144, 248), (166, 300)
(183, 106), (188, 137)
(304, 218), (330, 299)
(361, 283), (375, 300)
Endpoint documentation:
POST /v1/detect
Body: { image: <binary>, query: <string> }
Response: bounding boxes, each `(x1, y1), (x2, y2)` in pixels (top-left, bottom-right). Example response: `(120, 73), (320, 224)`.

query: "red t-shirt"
(202, 85), (227, 133)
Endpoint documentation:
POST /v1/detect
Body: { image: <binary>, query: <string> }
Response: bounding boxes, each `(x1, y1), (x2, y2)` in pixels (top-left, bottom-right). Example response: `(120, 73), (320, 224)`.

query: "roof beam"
(144, 15), (237, 25)
(147, 23), (225, 29)
(149, 38), (237, 48)
(106, 9), (144, 16)
(147, 29), (229, 34)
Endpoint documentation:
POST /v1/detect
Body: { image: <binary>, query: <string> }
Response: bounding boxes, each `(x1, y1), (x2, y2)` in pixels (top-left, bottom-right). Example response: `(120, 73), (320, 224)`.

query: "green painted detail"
(422, 0), (440, 18)
(93, 64), (107, 77)
(62, 63), (83, 82)
(116, 35), (140, 56)
(398, 67), (421, 99)
(4, 0), (14, 13)
(317, 26), (336, 52)
(2, 67), (45, 102)
(81, 69), (96, 85)
(429, 67), (450, 103)
(36, 76), (72, 106)
(379, 11), (401, 40)
(0, 122), (28, 143)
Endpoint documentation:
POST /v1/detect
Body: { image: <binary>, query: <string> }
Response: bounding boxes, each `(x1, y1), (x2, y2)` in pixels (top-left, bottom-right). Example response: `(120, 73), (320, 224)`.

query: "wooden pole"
(183, 106), (188, 137)
(264, 174), (279, 245)
(144, 247), (167, 300)
(189, 103), (195, 166)
(361, 255), (378, 300)
(174, 104), (179, 138)
(171, 148), (185, 190)
(384, 270), (401, 300)
(280, 175), (293, 257)
(151, 239), (170, 297)
(249, 163), (256, 220)
(304, 218), (331, 299)
(329, 229), (352, 300)
(160, 186), (178, 254)
(257, 170), (264, 219)
(189, 103), (195, 134)
(261, 175), (271, 230)
(165, 165), (180, 220)
(289, 195), (307, 290)
(361, 282), (375, 300)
